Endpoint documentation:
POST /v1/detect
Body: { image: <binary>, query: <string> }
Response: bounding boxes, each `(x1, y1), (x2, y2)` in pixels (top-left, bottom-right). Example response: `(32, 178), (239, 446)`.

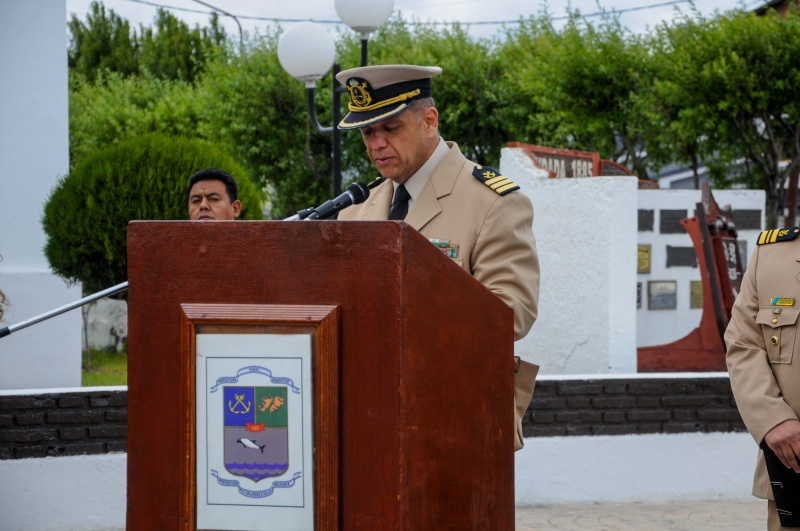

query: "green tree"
(491, 14), (553, 150)
(647, 7), (800, 224)
(199, 31), (331, 218)
(68, 1), (139, 80)
(43, 134), (262, 294)
(68, 1), (228, 83)
(69, 71), (203, 166)
(500, 13), (653, 177)
(138, 8), (228, 83)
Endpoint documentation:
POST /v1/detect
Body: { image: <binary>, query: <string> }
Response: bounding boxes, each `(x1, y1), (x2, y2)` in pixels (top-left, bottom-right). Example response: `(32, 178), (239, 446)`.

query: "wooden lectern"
(127, 221), (516, 530)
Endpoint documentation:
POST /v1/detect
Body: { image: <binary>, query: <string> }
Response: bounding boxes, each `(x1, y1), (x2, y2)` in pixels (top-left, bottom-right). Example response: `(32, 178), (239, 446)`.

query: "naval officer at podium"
(336, 64), (538, 342)
(336, 64), (540, 450)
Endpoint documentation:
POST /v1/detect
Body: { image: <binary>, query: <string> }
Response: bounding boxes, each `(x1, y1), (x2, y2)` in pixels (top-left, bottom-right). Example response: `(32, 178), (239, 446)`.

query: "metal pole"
(333, 63), (342, 197)
(0, 282), (129, 339)
(304, 40), (370, 198)
(306, 86), (333, 135)
(360, 38), (368, 67)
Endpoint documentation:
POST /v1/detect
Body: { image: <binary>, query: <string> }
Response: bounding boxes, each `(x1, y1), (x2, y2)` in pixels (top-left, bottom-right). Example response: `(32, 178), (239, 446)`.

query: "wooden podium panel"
(127, 221), (515, 529)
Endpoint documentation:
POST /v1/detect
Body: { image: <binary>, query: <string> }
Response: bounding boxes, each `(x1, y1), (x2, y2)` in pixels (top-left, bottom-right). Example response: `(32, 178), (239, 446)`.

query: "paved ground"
(515, 498), (765, 530)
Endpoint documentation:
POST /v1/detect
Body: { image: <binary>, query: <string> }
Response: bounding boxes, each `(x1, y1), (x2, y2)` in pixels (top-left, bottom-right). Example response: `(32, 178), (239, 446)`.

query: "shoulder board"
(757, 226), (800, 245)
(472, 165), (519, 196)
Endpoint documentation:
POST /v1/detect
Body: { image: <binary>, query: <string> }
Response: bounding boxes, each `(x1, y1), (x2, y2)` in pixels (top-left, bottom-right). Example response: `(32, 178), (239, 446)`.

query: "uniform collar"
(392, 137), (450, 204)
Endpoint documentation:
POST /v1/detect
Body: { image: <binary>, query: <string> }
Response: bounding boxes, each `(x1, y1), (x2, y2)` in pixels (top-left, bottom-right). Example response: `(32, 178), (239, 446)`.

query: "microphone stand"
(0, 282), (128, 339)
(0, 177), (386, 340)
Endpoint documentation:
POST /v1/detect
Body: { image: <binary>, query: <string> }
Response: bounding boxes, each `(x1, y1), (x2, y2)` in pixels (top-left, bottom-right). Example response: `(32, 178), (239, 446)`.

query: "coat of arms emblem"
(223, 385), (289, 482)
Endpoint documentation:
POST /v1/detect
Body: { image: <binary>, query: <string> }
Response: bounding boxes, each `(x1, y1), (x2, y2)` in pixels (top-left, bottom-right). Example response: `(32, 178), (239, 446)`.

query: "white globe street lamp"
(277, 22), (336, 87)
(278, 0), (394, 199)
(335, 0), (394, 38)
(336, 0), (393, 66)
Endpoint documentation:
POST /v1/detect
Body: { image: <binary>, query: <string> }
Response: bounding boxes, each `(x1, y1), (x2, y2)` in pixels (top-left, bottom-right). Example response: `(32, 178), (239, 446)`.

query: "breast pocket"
(757, 307), (800, 364)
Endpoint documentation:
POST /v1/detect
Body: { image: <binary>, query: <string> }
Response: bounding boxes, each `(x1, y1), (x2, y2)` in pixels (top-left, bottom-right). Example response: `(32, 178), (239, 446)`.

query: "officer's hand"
(765, 419), (800, 472)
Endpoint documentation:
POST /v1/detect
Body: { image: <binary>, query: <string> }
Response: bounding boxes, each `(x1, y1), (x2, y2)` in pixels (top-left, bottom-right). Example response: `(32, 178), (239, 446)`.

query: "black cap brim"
(338, 100), (419, 130)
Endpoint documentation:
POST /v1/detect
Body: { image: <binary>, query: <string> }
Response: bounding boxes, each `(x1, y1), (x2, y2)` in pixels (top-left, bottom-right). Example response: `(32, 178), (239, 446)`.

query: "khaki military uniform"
(339, 141), (541, 450)
(340, 141), (539, 340)
(726, 227), (800, 502)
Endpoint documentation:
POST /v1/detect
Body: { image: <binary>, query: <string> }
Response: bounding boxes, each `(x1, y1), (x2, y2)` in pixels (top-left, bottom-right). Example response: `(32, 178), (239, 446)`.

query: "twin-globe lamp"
(277, 0), (394, 197)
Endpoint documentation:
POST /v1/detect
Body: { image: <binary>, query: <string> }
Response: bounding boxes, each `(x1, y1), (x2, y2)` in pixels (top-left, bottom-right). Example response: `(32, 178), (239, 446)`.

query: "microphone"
(305, 181), (371, 220)
(283, 207), (315, 221)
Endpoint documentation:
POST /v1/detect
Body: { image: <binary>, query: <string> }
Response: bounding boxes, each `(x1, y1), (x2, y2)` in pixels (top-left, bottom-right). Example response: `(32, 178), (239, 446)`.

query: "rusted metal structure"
(638, 184), (744, 371)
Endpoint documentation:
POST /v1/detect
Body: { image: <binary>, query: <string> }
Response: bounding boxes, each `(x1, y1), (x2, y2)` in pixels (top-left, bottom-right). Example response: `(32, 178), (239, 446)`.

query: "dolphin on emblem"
(236, 438), (266, 453)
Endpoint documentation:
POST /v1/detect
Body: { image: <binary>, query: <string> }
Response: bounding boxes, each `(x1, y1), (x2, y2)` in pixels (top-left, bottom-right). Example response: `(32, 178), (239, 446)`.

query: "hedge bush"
(43, 134), (262, 294)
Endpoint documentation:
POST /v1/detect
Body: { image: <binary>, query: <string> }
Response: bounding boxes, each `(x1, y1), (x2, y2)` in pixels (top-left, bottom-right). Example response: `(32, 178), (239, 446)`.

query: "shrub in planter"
(43, 134), (262, 294)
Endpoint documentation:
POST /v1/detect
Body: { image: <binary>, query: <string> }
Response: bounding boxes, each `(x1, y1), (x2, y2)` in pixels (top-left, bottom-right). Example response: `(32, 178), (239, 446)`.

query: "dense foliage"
(68, 1), (227, 82)
(646, 8), (800, 224)
(64, 2), (800, 226)
(43, 135), (262, 294)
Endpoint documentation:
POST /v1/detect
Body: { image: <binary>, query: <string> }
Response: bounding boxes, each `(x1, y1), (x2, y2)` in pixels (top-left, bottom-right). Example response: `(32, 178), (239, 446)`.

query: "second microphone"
(305, 182), (371, 220)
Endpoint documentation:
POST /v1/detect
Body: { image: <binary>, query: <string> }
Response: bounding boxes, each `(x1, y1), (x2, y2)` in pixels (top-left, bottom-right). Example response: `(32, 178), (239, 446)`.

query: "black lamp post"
(277, 0), (393, 197)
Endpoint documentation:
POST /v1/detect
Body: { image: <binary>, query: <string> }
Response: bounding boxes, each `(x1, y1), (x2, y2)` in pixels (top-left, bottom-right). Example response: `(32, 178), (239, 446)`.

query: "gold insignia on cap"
(472, 165), (520, 196)
(757, 226), (800, 245)
(347, 78), (373, 109)
(346, 88), (421, 113)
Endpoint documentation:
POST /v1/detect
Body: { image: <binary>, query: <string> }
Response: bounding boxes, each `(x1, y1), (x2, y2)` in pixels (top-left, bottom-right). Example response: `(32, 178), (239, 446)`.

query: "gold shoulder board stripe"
(472, 165), (520, 196)
(757, 226), (800, 245)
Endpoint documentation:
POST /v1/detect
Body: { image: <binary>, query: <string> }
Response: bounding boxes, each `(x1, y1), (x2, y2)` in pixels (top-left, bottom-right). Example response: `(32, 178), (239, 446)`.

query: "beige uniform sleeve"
(471, 190), (540, 341)
(725, 245), (798, 444)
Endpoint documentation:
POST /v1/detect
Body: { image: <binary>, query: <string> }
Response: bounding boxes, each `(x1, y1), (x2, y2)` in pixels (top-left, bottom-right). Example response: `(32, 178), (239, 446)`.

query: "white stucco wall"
(501, 148), (638, 374)
(0, 453), (127, 531)
(0, 0), (81, 388)
(636, 189), (765, 347)
(515, 372), (756, 504)
(515, 430), (754, 505)
(501, 148), (766, 372)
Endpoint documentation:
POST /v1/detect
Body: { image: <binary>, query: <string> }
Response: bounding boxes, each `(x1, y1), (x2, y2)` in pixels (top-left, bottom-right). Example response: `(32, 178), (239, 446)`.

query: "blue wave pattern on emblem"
(209, 366), (301, 394)
(225, 461), (289, 482)
(210, 470), (302, 499)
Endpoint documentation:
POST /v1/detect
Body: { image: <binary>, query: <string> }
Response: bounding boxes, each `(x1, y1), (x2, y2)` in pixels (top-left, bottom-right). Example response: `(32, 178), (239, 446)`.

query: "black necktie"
(388, 185), (411, 221)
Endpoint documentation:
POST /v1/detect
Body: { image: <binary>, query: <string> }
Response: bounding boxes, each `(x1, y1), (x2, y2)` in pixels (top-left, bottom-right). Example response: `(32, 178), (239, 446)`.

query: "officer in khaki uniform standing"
(336, 64), (540, 451)
(726, 226), (800, 530)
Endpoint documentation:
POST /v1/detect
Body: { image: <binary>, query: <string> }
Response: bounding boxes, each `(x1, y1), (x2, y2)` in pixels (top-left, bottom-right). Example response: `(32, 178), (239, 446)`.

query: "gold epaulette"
(757, 226), (800, 245)
(472, 165), (519, 196)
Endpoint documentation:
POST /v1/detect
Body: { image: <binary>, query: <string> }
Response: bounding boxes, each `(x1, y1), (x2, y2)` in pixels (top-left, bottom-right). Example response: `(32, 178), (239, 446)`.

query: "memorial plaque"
(506, 143), (600, 178)
(660, 210), (687, 234)
(732, 209), (762, 231)
(690, 280), (703, 309)
(638, 210), (654, 232)
(637, 282), (642, 309)
(637, 245), (651, 274)
(666, 246), (698, 268)
(648, 280), (677, 310)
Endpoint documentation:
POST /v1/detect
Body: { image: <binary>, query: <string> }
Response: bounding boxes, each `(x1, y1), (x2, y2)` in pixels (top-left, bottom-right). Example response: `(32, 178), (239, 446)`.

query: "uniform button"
(771, 336), (780, 346)
(773, 318), (779, 324)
